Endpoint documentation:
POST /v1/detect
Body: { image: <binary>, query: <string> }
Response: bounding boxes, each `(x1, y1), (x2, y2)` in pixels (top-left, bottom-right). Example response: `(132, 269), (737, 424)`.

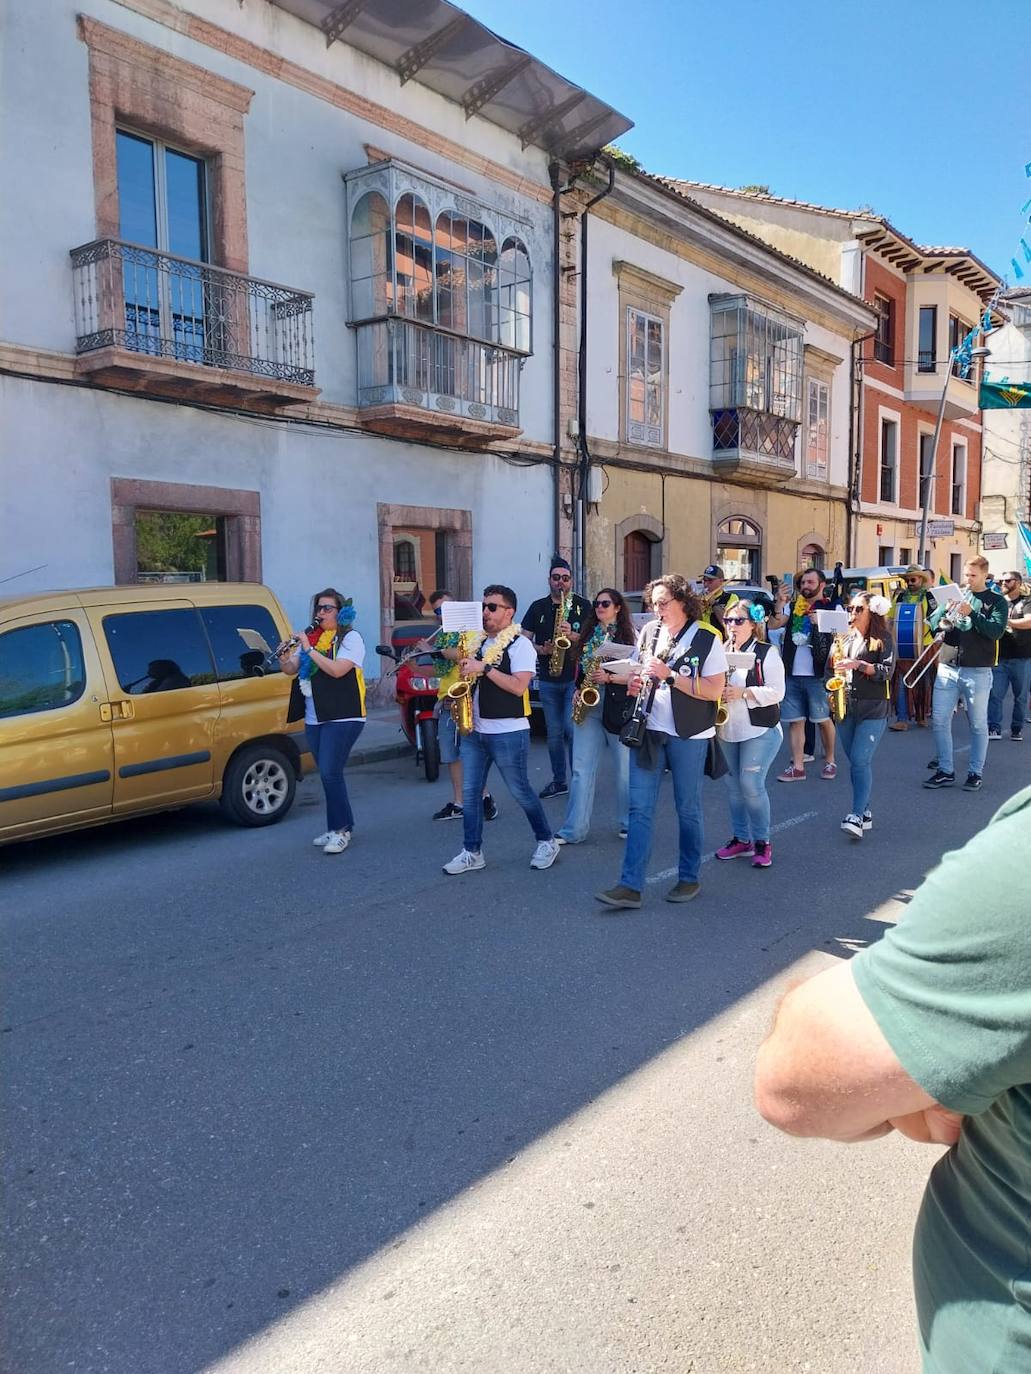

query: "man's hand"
(723, 684), (746, 701)
(888, 1105), (964, 1146)
(459, 657), (486, 677)
(537, 641), (554, 656)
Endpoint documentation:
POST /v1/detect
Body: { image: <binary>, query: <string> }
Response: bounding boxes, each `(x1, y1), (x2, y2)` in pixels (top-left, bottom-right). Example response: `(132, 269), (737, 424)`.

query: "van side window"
(102, 610), (215, 693)
(199, 604), (283, 681)
(0, 620), (87, 719)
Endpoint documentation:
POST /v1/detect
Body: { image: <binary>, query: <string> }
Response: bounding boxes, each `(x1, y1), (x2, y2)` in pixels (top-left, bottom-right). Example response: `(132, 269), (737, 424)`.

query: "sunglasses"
(482, 601), (509, 613)
(723, 615), (747, 625)
(550, 573), (571, 582)
(315, 603), (338, 613)
(593, 598), (614, 608)
(847, 607), (861, 616)
(1003, 577), (1019, 584)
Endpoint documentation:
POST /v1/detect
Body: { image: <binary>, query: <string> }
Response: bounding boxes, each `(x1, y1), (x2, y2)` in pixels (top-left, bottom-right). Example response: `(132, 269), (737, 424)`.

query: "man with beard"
(770, 568), (838, 782)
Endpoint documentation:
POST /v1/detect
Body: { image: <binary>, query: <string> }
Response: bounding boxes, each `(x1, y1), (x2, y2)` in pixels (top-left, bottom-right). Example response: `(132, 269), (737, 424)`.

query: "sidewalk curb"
(351, 741), (412, 767)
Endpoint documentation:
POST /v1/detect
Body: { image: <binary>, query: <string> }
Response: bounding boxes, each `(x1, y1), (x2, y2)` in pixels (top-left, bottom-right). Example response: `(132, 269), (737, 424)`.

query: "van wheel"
(221, 745), (296, 826)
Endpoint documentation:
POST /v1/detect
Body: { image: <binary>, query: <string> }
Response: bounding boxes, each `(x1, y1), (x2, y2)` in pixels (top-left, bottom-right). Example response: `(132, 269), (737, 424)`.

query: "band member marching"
(596, 574), (727, 911)
(282, 588), (366, 854)
(829, 592), (896, 838)
(443, 586), (560, 875)
(889, 566), (937, 730)
(555, 588), (635, 846)
(522, 558), (591, 799)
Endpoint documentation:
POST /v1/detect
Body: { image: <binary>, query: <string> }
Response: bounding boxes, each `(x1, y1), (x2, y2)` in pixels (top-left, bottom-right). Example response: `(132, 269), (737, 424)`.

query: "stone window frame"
(802, 344), (840, 483)
(111, 477), (261, 585)
(613, 261), (682, 452)
(377, 503), (472, 644)
(614, 512), (666, 592)
(78, 16), (253, 273)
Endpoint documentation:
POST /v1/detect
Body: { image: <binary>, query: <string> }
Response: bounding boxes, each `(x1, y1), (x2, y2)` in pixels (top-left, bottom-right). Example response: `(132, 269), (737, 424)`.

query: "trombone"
(902, 603), (966, 688)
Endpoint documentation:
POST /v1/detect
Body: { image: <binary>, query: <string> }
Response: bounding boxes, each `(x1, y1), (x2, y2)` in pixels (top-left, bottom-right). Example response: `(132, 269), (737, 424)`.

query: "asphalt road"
(2, 718), (1027, 1374)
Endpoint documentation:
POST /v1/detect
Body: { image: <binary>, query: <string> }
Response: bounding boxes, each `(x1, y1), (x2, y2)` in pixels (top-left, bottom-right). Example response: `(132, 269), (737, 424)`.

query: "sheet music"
(595, 641), (635, 660)
(237, 627), (274, 656)
(725, 651), (756, 672)
(816, 609), (849, 634)
(440, 600), (484, 633)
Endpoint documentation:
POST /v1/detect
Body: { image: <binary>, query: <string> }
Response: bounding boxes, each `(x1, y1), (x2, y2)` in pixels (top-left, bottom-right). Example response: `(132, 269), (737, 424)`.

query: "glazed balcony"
(354, 317), (522, 445)
(70, 239), (318, 409)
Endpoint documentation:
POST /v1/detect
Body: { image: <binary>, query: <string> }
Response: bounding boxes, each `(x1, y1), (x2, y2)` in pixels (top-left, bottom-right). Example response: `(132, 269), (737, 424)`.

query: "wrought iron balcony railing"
(70, 239), (315, 388)
(355, 317), (521, 429)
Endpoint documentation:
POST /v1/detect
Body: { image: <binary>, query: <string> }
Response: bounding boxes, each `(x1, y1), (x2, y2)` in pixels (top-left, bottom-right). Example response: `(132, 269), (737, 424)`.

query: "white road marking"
(646, 809), (819, 885)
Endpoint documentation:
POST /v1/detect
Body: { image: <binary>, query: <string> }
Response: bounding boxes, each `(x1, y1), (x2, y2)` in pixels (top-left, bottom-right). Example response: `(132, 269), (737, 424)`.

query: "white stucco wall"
(0, 376), (555, 674)
(584, 214), (857, 488)
(1, 0), (556, 445)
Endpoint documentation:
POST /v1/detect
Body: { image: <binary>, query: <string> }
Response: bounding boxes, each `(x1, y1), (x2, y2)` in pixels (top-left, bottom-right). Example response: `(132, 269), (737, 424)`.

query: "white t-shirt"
(472, 631), (536, 734)
(636, 620), (728, 739)
(300, 629), (366, 725)
(719, 640), (785, 743)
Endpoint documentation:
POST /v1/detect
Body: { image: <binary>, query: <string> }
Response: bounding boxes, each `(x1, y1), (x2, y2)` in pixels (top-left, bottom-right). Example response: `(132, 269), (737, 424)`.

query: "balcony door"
(116, 130), (212, 363)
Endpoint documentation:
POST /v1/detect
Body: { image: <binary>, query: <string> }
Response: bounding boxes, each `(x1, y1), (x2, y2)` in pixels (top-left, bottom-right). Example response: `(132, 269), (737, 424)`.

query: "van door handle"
(101, 700), (136, 722)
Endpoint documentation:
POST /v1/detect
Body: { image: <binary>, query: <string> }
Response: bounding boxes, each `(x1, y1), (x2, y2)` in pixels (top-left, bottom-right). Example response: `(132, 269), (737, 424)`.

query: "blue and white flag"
(1019, 522), (1031, 579)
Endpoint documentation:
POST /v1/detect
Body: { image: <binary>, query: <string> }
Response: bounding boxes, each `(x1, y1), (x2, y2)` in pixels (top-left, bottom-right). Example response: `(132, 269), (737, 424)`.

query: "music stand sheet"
(440, 601), (484, 633)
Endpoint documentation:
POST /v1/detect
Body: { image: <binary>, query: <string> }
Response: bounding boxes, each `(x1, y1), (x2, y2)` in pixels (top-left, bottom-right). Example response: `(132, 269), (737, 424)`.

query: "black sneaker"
(862, 810), (873, 831)
(1012, 732), (1024, 743)
(483, 793), (498, 822)
(923, 770), (955, 789)
(927, 758), (938, 769)
(963, 773), (983, 792)
(432, 801), (463, 821)
(539, 780), (569, 799)
(988, 727), (1002, 741)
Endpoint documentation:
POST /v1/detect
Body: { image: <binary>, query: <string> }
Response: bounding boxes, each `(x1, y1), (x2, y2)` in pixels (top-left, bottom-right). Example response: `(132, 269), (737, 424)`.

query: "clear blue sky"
(461, 0), (1030, 281)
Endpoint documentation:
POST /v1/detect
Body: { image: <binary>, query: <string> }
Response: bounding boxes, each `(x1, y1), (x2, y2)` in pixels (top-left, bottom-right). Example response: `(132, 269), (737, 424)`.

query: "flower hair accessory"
(868, 595), (890, 616)
(748, 602), (766, 624)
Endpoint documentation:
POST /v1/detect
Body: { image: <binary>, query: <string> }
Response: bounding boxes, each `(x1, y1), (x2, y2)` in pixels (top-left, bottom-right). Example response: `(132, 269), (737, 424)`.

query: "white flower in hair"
(869, 595), (891, 616)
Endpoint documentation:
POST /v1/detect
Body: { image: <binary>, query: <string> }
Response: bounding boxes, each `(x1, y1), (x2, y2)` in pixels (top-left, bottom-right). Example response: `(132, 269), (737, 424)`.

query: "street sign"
(927, 520), (955, 538)
(983, 532), (1009, 550)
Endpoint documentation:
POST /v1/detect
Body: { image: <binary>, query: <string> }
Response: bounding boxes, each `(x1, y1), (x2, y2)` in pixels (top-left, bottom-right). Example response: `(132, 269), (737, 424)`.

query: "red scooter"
(376, 632), (443, 782)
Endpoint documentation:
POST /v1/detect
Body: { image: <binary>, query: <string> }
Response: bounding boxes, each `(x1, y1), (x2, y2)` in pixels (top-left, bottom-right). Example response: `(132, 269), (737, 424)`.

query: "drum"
(895, 600), (924, 660)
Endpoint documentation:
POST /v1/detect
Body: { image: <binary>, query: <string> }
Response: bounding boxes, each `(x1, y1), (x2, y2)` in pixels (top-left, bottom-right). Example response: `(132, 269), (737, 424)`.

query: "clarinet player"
(596, 574), (727, 912)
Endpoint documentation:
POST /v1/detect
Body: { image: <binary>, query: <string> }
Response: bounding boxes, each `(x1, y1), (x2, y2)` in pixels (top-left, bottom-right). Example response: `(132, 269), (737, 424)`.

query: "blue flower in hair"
(338, 597), (356, 626)
(748, 602), (766, 624)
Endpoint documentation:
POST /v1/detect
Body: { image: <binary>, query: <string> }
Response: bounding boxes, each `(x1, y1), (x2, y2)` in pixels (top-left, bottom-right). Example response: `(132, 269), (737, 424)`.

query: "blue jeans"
(836, 715), (886, 817)
(460, 729), (552, 853)
(895, 676), (909, 722)
(932, 663), (992, 777)
(306, 720), (364, 832)
(620, 735), (707, 892)
(988, 660), (1031, 734)
(557, 710), (629, 842)
(538, 679), (575, 784)
(720, 725), (782, 843)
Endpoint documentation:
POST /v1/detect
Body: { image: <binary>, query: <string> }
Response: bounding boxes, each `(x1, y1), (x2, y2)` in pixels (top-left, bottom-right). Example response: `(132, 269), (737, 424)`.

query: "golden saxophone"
(572, 654), (602, 725)
(548, 593), (572, 676)
(825, 631), (848, 723)
(445, 631), (476, 735)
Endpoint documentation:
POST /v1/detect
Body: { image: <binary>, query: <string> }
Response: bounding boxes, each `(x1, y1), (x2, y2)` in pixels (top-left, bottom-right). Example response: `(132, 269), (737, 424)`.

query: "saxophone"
(825, 631), (848, 723)
(445, 631), (476, 735)
(572, 656), (601, 724)
(548, 593), (572, 675)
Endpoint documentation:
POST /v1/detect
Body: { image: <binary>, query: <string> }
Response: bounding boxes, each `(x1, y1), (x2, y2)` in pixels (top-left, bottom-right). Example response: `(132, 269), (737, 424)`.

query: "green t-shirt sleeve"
(852, 787), (1031, 1116)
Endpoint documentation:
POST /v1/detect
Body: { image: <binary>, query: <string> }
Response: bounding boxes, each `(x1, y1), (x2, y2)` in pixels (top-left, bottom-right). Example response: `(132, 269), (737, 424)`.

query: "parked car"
(0, 582), (309, 845)
(838, 566), (909, 601)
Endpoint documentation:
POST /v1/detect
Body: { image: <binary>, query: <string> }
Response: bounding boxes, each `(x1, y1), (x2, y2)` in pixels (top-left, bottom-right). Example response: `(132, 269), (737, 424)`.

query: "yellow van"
(839, 566), (908, 602)
(0, 583), (309, 845)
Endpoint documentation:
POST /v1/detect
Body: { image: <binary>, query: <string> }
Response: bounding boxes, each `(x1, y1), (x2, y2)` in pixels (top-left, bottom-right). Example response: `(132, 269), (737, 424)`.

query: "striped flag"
(1019, 522), (1031, 578)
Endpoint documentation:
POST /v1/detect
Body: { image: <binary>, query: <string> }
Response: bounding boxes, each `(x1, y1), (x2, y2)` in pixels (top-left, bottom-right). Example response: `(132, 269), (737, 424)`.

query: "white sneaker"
(841, 815), (863, 840)
(313, 831), (334, 847)
(323, 831), (350, 854)
(530, 839), (560, 870)
(443, 849), (486, 875)
(862, 810), (873, 831)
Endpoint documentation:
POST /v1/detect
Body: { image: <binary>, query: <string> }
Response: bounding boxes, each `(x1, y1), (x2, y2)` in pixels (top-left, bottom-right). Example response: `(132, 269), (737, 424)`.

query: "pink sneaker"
(716, 837), (754, 860)
(777, 766), (806, 782)
(752, 841), (772, 868)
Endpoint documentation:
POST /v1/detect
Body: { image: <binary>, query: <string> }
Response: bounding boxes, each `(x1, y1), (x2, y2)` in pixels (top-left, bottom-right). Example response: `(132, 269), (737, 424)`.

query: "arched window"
(349, 191), (391, 320)
(624, 531), (653, 592)
(800, 542), (825, 571)
(498, 237), (532, 353)
(435, 212), (496, 341)
(393, 537), (417, 580)
(394, 194), (433, 323)
(716, 516), (762, 582)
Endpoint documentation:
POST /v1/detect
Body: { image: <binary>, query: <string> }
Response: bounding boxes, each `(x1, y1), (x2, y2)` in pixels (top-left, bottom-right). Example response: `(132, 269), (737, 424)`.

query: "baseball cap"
(702, 565), (724, 580)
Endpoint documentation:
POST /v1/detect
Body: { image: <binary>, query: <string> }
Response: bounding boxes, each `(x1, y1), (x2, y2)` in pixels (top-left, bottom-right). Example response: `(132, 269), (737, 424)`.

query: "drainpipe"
(575, 155), (616, 592)
(550, 160), (578, 563)
(847, 328), (878, 567)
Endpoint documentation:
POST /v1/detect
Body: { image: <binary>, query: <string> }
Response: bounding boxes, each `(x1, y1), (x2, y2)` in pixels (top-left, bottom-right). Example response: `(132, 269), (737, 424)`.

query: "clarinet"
(620, 625), (674, 750)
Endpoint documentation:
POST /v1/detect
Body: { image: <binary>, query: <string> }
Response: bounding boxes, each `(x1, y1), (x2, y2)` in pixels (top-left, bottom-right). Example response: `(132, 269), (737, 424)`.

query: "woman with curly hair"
(596, 574), (727, 911)
(829, 591), (896, 840)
